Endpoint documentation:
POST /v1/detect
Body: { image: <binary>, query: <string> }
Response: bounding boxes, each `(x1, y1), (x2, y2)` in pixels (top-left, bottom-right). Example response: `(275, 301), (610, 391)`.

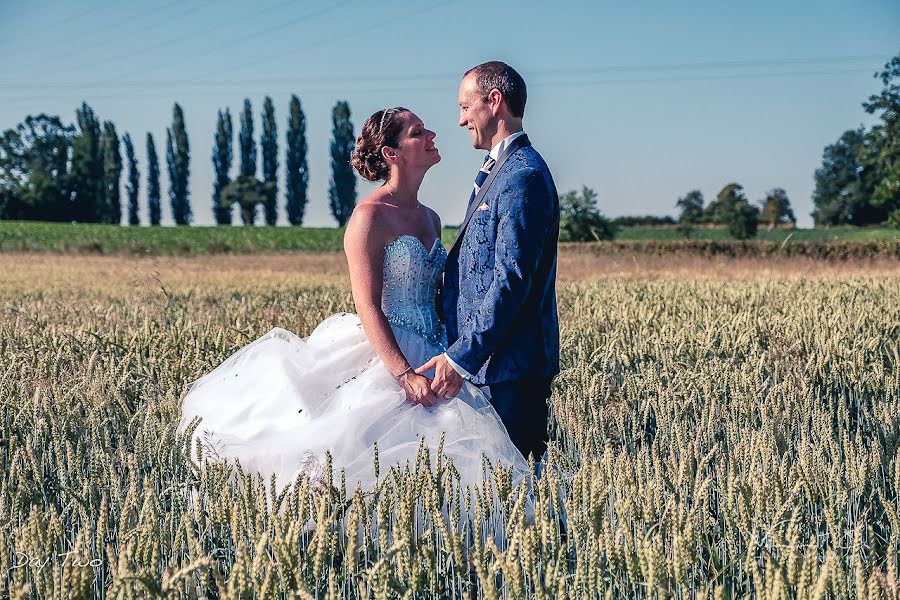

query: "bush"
(725, 200), (759, 240)
(559, 186), (616, 242)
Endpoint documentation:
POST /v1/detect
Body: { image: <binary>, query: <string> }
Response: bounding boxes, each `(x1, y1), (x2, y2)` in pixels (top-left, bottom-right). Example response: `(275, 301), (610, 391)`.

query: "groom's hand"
(416, 355), (464, 399)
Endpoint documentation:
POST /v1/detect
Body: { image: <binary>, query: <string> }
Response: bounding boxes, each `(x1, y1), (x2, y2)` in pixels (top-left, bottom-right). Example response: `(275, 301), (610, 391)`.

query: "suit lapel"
(450, 134), (531, 253)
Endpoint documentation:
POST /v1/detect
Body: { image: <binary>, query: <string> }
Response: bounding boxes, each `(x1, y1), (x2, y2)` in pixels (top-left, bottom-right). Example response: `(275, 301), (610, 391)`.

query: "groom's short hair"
(464, 61), (527, 118)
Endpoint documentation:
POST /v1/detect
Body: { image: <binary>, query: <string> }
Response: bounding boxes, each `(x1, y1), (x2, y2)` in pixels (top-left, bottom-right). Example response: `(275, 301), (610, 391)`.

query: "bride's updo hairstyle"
(350, 107), (410, 182)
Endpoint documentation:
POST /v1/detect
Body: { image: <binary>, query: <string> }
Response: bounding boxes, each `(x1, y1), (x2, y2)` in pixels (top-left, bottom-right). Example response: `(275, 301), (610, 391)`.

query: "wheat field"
(1, 252), (898, 599)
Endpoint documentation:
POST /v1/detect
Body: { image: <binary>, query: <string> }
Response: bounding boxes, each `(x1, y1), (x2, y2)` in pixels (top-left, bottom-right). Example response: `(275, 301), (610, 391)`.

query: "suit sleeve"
(443, 352), (474, 380)
(445, 167), (554, 375)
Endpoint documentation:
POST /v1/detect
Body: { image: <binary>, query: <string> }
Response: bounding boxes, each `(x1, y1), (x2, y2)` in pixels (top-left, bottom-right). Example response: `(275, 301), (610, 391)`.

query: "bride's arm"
(344, 205), (438, 406)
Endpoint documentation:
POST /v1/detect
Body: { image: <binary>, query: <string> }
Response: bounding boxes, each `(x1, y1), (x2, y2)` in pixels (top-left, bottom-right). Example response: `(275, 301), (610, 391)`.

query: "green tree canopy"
(811, 128), (880, 225)
(166, 103), (191, 225)
(212, 108), (234, 225)
(100, 121), (121, 224)
(725, 199), (759, 240)
(759, 188), (796, 228)
(285, 94), (309, 226)
(328, 100), (356, 227)
(0, 114), (74, 221)
(123, 133), (140, 226)
(146, 132), (161, 226)
(559, 186), (616, 242)
(239, 99), (256, 179)
(70, 102), (104, 223)
(703, 183), (747, 224)
(260, 96), (278, 226)
(702, 183), (759, 238)
(863, 54), (900, 218)
(676, 190), (704, 223)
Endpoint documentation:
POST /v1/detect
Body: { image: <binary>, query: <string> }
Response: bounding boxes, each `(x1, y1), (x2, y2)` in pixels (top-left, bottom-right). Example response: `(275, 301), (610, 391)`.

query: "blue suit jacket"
(442, 135), (560, 385)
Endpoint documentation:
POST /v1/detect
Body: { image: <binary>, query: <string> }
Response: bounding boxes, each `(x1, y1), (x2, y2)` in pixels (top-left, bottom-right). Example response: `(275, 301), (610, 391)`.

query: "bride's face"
(388, 112), (441, 172)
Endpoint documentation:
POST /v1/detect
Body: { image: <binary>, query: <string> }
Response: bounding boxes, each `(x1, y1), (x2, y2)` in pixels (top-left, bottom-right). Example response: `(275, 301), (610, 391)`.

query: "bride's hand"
(397, 371), (439, 407)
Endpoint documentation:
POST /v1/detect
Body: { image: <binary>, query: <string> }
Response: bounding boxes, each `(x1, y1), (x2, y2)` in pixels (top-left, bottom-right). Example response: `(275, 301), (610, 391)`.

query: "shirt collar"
(488, 131), (526, 160)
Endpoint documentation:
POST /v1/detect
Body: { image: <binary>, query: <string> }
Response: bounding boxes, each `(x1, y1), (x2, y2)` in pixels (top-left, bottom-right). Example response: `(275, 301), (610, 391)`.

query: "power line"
(255, 0), (450, 65)
(0, 65), (876, 106)
(62, 0), (314, 72)
(530, 66), (876, 88)
(0, 53), (887, 91)
(164, 0), (453, 88)
(90, 0), (358, 89)
(19, 0), (211, 70)
(52, 0), (452, 104)
(538, 53), (890, 77)
(0, 0), (116, 47)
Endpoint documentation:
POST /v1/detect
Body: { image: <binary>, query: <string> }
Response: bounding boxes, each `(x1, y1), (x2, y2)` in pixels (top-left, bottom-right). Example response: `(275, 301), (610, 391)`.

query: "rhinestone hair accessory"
(378, 108), (398, 132)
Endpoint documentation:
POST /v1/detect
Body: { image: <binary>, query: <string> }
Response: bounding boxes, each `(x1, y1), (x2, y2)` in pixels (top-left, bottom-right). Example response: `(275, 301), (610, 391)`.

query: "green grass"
(0, 221), (466, 254)
(0, 220), (349, 254)
(0, 220), (896, 255)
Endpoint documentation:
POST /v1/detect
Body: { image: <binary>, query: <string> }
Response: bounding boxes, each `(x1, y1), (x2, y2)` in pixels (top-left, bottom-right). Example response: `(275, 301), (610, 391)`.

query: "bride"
(178, 107), (528, 493)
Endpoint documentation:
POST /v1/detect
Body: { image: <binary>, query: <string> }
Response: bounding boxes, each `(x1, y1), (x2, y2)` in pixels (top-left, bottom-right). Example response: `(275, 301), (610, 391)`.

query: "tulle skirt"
(178, 312), (529, 494)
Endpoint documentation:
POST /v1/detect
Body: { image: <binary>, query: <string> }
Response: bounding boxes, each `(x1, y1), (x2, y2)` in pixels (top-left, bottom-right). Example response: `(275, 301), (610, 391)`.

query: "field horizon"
(0, 220), (898, 258)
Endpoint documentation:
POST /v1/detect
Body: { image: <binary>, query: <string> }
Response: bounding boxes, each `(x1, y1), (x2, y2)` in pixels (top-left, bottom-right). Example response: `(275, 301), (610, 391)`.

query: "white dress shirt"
(442, 131), (527, 381)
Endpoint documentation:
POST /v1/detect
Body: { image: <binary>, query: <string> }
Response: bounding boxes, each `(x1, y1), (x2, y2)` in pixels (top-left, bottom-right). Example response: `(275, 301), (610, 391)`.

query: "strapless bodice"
(381, 235), (447, 348)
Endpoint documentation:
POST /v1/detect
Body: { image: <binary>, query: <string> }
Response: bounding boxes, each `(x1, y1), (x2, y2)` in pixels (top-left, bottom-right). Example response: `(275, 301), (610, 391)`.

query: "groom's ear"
(487, 89), (504, 116)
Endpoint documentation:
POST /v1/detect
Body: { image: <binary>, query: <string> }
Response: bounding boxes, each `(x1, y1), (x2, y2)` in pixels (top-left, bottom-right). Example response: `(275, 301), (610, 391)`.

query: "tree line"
(558, 183), (796, 242)
(0, 96), (359, 226)
(3, 51), (896, 232)
(673, 184), (795, 239)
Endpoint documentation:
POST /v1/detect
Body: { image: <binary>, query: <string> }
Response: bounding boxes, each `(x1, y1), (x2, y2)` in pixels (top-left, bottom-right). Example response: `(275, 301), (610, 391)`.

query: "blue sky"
(1, 0), (898, 227)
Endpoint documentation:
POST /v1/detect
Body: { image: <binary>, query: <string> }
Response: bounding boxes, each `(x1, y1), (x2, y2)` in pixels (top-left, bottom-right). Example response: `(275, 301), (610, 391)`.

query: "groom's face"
(458, 74), (495, 151)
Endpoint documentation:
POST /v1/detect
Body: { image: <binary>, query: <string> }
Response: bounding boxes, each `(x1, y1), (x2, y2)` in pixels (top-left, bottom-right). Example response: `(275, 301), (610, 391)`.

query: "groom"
(417, 61), (560, 463)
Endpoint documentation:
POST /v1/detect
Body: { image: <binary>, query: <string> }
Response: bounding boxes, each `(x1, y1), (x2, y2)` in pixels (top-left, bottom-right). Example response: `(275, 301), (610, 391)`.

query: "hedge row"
(563, 240), (900, 260)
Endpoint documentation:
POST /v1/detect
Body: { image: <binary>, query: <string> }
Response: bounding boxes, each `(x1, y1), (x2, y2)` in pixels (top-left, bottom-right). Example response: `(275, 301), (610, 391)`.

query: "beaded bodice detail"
(381, 235), (448, 348)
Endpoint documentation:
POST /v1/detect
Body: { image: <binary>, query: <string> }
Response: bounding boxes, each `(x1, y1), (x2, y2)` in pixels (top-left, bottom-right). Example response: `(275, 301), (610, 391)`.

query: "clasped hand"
(397, 354), (464, 407)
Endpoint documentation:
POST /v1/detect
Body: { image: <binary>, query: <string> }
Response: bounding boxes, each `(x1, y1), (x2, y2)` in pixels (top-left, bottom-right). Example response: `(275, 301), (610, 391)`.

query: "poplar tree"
(101, 121), (121, 224)
(166, 103), (191, 225)
(285, 94), (309, 226)
(239, 98), (256, 178)
(260, 96), (278, 225)
(146, 132), (161, 226)
(212, 108), (233, 225)
(123, 133), (140, 225)
(328, 100), (356, 227)
(69, 102), (103, 222)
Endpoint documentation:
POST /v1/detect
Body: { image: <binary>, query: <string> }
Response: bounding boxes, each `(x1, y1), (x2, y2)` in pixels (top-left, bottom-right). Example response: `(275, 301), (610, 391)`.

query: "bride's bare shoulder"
(344, 199), (389, 251)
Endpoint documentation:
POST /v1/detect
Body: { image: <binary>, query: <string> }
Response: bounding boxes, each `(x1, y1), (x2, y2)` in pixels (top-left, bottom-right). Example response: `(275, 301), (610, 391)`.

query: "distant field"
(0, 221), (897, 255)
(615, 225), (900, 242)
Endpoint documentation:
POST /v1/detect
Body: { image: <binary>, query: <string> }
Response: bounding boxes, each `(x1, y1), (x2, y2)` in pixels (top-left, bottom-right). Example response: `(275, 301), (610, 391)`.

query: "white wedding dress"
(178, 235), (529, 493)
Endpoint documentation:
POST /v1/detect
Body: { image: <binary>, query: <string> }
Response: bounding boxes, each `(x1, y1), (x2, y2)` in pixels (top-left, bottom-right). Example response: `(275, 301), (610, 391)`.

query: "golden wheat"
(0, 254), (897, 598)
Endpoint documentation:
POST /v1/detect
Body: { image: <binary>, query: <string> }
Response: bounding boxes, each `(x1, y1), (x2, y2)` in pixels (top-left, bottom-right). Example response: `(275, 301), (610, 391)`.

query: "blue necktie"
(468, 154), (496, 211)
